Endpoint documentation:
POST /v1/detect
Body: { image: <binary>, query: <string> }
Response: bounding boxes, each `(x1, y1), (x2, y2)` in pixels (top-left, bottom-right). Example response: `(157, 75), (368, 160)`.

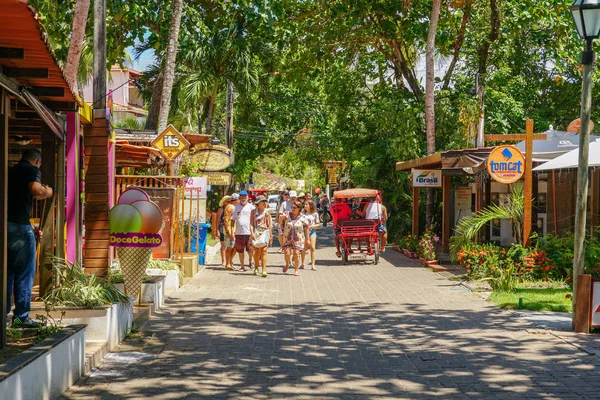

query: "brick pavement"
(62, 229), (600, 399)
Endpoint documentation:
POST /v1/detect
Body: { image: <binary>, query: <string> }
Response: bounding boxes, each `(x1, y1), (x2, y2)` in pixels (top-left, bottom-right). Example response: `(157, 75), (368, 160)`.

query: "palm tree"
(172, 22), (260, 136)
(450, 185), (525, 261)
(157, 0), (184, 133)
(425, 0), (441, 227)
(64, 0), (91, 89)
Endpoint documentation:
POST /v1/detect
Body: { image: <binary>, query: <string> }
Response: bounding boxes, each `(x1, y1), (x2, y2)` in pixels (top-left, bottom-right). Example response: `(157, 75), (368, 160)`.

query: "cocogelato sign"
(412, 169), (442, 187)
(109, 188), (163, 248)
(487, 145), (525, 184)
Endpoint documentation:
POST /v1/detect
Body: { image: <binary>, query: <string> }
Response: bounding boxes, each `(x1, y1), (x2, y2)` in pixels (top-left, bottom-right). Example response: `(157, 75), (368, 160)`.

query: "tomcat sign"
(412, 169), (442, 187)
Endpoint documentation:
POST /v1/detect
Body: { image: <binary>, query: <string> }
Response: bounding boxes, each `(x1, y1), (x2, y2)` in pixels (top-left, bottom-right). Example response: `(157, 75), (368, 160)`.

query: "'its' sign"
(151, 125), (190, 161)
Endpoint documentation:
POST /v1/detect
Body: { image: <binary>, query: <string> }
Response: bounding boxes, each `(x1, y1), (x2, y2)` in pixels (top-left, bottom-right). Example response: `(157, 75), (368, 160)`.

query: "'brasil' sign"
(487, 145), (525, 184)
(412, 169), (442, 187)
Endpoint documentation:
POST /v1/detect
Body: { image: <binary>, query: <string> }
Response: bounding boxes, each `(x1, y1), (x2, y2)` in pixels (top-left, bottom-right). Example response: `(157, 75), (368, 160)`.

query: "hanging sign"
(191, 144), (231, 172)
(151, 125), (190, 160)
(412, 169), (442, 187)
(455, 187), (472, 210)
(327, 167), (338, 184)
(205, 172), (232, 186)
(487, 145), (525, 184)
(184, 177), (208, 199)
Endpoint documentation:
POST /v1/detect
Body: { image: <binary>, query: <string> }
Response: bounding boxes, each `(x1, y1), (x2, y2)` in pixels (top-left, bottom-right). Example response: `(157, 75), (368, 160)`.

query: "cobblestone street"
(63, 229), (600, 399)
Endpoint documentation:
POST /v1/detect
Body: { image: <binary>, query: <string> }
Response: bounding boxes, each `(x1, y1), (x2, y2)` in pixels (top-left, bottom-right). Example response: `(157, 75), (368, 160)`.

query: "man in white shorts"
(231, 190), (256, 271)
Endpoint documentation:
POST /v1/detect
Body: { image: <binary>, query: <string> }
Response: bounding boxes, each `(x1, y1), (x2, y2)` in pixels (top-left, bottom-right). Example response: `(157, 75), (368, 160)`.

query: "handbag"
(252, 229), (270, 248)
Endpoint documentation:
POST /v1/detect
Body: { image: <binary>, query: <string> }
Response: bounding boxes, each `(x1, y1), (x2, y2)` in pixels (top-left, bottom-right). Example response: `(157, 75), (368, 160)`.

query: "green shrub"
(398, 234), (419, 252)
(42, 257), (130, 308)
(147, 258), (179, 271)
(418, 229), (440, 261)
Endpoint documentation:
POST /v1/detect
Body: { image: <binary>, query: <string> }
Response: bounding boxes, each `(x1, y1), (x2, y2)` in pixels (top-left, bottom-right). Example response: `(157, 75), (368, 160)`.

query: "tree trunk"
(145, 67), (164, 130)
(157, 0), (184, 132)
(442, 0), (472, 91)
(425, 0), (441, 227)
(205, 95), (215, 136)
(65, 0), (91, 90)
(474, 0), (500, 147)
(196, 102), (203, 134)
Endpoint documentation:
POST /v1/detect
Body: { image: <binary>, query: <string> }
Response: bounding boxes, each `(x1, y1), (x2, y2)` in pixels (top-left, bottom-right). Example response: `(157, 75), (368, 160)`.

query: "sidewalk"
(62, 228), (600, 399)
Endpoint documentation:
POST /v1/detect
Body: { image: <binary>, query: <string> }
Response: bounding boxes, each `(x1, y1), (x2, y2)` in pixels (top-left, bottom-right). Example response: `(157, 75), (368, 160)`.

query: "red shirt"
(330, 202), (352, 226)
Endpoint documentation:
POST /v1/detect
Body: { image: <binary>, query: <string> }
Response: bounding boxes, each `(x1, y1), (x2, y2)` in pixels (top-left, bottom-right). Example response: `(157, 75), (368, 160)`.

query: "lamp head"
(571, 0), (600, 40)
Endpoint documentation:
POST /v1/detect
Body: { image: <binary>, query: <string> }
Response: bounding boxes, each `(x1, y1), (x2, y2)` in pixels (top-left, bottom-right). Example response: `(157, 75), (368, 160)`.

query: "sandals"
(294, 271), (300, 276)
(283, 265), (289, 273)
(299, 264), (305, 270)
(311, 266), (317, 271)
(335, 251), (341, 258)
(262, 271), (268, 278)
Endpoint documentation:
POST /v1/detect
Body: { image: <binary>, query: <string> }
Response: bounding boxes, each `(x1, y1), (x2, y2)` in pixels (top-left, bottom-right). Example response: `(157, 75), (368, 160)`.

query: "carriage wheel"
(342, 249), (348, 265)
(374, 242), (380, 265)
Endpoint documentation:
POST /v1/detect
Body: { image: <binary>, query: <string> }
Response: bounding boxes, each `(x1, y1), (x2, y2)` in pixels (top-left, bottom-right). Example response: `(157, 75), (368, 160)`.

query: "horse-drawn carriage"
(331, 188), (382, 265)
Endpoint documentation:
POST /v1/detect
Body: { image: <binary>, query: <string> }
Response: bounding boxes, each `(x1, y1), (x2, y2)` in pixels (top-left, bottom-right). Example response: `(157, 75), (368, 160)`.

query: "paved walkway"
(63, 229), (600, 399)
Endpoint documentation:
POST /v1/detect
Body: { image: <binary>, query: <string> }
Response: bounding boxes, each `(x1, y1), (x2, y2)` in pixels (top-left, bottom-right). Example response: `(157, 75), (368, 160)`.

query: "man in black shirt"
(7, 148), (53, 328)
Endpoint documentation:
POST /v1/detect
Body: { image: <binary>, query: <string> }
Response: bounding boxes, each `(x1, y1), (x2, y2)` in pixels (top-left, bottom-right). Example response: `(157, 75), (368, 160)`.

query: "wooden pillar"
(39, 125), (57, 297)
(590, 169), (599, 236)
(442, 175), (451, 252)
(0, 89), (9, 348)
(523, 119), (533, 246)
(574, 274), (591, 333)
(66, 112), (81, 265)
(412, 187), (419, 236)
(532, 171), (539, 234)
(484, 177), (491, 242)
(83, 114), (110, 275)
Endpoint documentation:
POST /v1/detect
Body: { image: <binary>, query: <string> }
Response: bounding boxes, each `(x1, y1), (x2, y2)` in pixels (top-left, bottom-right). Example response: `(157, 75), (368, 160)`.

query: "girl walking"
(217, 195), (232, 268)
(280, 200), (309, 276)
(252, 196), (272, 277)
(301, 200), (320, 271)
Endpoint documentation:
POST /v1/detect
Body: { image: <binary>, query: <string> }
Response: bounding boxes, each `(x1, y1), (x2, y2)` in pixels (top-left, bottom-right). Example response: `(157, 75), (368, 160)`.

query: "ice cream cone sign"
(110, 188), (164, 298)
(567, 118), (595, 134)
(109, 188), (163, 248)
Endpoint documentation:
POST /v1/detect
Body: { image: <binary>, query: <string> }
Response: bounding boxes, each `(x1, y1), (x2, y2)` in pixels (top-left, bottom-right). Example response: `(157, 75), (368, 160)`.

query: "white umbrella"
(533, 139), (600, 171)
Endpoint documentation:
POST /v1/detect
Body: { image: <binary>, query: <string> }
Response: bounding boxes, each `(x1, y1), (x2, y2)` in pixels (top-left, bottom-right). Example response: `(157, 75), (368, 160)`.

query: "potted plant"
(401, 234), (419, 258)
(144, 258), (181, 293)
(40, 257), (133, 351)
(418, 229), (440, 266)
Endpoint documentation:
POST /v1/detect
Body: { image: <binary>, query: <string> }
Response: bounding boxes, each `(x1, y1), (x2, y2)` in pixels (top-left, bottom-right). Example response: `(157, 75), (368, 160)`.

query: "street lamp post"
(570, 0), (600, 328)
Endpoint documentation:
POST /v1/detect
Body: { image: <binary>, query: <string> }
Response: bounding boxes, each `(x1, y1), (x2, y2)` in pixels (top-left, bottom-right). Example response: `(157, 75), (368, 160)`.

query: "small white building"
(82, 65), (148, 126)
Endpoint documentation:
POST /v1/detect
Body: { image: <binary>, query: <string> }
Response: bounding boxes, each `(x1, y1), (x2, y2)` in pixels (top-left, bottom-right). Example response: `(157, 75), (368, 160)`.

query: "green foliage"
(398, 234), (419, 252)
(113, 118), (145, 130)
(418, 229), (441, 261)
(33, 314), (63, 344)
(489, 288), (572, 312)
(147, 258), (179, 271)
(42, 258), (130, 308)
(450, 185), (524, 261)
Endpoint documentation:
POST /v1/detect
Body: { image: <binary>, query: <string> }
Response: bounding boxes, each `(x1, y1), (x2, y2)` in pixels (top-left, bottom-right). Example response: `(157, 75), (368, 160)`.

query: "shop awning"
(515, 130), (600, 162)
(396, 148), (493, 175)
(0, 0), (80, 141)
(533, 139), (600, 171)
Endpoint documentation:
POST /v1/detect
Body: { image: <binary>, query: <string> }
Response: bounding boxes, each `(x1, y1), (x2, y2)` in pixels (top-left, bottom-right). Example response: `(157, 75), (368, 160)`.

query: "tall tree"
(64, 0), (91, 90)
(425, 0), (441, 227)
(157, 0), (183, 132)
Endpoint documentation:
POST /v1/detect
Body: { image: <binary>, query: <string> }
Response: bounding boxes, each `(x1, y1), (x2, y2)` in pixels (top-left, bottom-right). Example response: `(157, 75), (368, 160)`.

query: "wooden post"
(574, 274), (592, 333)
(83, 117), (110, 275)
(412, 187), (419, 236)
(66, 112), (81, 264)
(56, 136), (65, 260)
(39, 125), (57, 297)
(0, 89), (9, 348)
(523, 119), (534, 247)
(442, 175), (451, 252)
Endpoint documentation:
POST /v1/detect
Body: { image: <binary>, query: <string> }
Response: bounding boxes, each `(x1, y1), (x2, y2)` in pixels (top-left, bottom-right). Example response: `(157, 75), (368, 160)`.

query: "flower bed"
(453, 231), (600, 291)
(0, 325), (86, 400)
